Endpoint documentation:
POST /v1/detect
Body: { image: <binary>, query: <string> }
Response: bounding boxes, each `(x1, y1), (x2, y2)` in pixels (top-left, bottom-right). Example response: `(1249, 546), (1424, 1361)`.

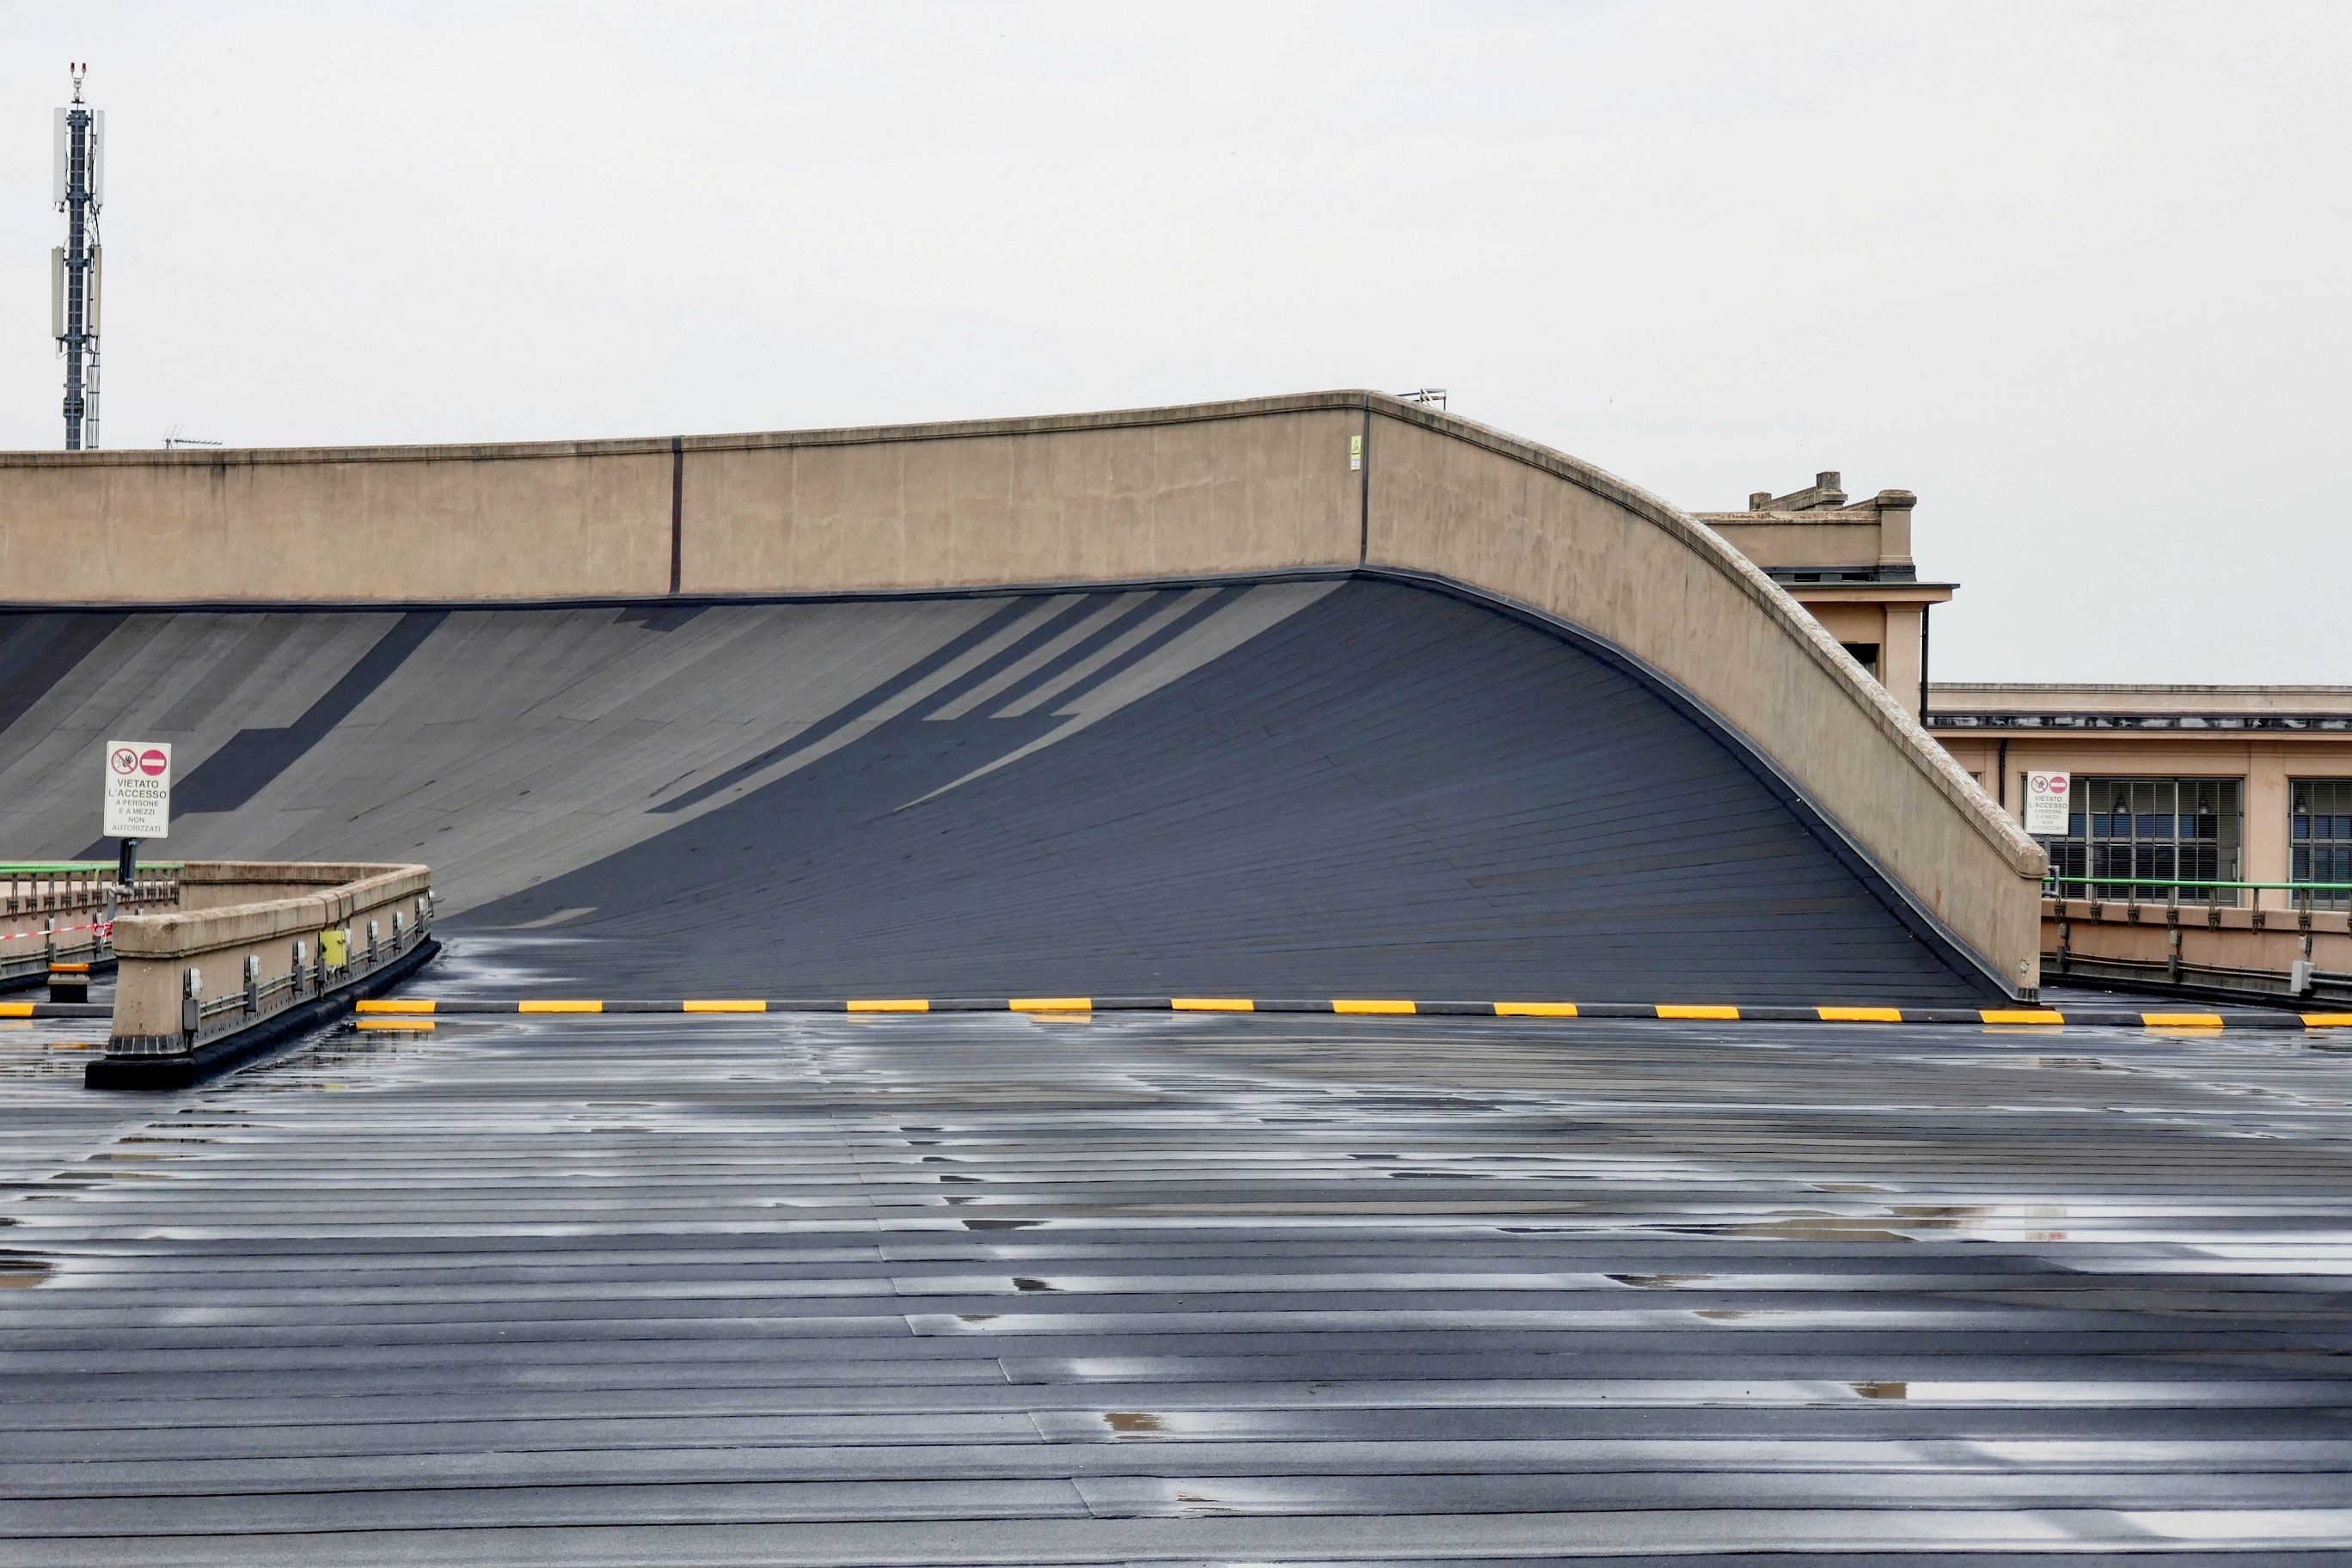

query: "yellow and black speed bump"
(352, 997), (2352, 1031)
(0, 1001), (113, 1020)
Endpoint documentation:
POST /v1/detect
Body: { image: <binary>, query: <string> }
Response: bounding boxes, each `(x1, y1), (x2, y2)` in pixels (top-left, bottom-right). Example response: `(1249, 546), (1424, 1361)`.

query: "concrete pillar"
(1880, 604), (1925, 720)
(2245, 745), (2293, 893)
(1873, 491), (1917, 571)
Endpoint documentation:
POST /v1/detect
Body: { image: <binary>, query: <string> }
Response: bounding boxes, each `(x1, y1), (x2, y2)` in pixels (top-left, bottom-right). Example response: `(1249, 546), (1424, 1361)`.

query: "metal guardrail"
(2043, 876), (2349, 1004)
(2042, 874), (2352, 912)
(0, 866), (181, 989)
(0, 861), (187, 873)
(3, 863), (181, 915)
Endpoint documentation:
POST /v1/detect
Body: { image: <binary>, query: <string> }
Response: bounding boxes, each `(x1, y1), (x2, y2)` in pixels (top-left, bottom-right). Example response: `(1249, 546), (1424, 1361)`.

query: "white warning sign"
(2023, 769), (2070, 836)
(103, 739), (172, 839)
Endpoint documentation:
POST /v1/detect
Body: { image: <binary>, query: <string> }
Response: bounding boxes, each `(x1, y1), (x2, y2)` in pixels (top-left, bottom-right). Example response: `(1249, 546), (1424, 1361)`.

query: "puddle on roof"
(0, 1253), (53, 1289)
(1104, 1411), (1166, 1435)
(1011, 1277), (1060, 1293)
(1610, 1273), (1715, 1289)
(1664, 1203), (2074, 1245)
(1694, 1214), (1915, 1244)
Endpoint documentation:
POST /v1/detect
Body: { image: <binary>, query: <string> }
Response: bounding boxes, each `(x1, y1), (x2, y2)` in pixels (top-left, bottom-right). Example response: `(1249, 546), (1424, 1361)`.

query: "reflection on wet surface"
(1104, 1411), (1166, 1434)
(0, 1251), (52, 1288)
(0, 1009), (2349, 1563)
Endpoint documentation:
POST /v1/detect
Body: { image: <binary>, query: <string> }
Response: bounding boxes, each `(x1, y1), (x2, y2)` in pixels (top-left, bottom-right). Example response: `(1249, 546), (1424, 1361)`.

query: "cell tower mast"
(52, 63), (105, 450)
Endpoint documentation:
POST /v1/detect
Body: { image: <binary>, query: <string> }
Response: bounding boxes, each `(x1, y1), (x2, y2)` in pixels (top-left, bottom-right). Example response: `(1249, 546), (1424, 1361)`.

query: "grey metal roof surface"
(3, 579), (1989, 1002)
(6, 1008), (2352, 1562)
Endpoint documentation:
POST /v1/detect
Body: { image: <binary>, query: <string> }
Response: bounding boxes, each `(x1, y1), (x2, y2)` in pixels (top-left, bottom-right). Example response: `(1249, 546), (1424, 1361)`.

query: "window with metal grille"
(2034, 776), (2242, 903)
(2291, 779), (2352, 910)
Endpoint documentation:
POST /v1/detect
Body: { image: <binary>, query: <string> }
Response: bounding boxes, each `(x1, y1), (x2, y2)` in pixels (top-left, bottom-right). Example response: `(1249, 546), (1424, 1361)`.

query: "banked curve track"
(0, 577), (1991, 1004)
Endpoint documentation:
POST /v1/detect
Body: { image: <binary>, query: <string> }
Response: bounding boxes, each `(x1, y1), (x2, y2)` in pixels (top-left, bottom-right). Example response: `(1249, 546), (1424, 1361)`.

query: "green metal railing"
(3, 864), (182, 924)
(0, 861), (184, 875)
(2043, 874), (2352, 913)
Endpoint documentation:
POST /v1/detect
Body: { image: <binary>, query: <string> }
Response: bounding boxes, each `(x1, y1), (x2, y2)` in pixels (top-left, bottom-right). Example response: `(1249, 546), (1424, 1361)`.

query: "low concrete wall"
(172, 861), (409, 913)
(2046, 897), (2351, 1003)
(108, 861), (433, 1050)
(0, 391), (2043, 989)
(0, 444), (669, 602)
(681, 401), (1360, 592)
(0, 397), (1355, 604)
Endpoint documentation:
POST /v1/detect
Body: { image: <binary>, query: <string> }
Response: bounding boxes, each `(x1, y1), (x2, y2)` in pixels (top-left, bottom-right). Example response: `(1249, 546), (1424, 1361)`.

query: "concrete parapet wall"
(110, 861), (432, 1044)
(0, 391), (2041, 989)
(0, 444), (671, 603)
(682, 401), (1360, 592)
(0, 396), (1357, 604)
(169, 861), (424, 915)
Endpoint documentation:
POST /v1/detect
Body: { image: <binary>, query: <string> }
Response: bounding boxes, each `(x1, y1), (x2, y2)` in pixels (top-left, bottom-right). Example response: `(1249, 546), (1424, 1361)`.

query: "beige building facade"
(1694, 473), (1950, 722)
(1707, 478), (2352, 904)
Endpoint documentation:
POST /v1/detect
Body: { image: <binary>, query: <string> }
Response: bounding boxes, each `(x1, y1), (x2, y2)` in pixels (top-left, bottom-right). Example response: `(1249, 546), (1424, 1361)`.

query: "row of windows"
(2031, 776), (2350, 909)
(2070, 812), (2226, 839)
(2293, 783), (2352, 903)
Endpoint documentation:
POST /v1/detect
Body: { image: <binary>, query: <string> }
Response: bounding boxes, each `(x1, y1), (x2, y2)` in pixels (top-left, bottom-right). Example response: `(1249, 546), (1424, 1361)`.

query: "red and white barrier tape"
(0, 918), (113, 945)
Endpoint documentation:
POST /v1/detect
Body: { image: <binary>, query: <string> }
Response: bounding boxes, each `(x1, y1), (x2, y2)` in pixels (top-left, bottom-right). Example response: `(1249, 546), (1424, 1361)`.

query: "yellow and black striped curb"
(346, 997), (2352, 1030)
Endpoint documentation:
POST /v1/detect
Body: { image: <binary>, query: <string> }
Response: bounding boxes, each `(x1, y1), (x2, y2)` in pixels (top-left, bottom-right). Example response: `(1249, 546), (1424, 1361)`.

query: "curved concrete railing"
(98, 861), (436, 1085)
(0, 392), (2043, 989)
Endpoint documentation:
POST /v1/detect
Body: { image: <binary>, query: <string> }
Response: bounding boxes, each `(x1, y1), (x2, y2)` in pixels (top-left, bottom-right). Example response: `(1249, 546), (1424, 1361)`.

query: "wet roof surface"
(5, 1009), (2352, 1564)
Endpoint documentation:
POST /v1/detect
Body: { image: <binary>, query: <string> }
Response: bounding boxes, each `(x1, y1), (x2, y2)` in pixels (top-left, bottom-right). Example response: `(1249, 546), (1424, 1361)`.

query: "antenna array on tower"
(53, 62), (104, 450)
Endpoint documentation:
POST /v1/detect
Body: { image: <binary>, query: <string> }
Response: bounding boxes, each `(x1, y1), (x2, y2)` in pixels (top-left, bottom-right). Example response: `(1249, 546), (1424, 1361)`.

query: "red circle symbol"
(109, 747), (138, 775)
(138, 748), (168, 777)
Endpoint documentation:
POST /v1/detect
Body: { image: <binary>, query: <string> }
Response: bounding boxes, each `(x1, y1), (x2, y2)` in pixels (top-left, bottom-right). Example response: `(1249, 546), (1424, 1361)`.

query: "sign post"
(103, 740), (171, 888)
(2023, 769), (2071, 836)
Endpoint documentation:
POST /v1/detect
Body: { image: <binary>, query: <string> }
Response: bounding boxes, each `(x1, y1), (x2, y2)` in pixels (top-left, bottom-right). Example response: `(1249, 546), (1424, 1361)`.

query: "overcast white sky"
(3, 2), (2344, 682)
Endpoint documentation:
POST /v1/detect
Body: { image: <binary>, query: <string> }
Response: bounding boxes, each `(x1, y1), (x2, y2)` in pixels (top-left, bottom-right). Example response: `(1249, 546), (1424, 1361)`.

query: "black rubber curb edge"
(86, 940), (443, 1091)
(349, 992), (2350, 1031)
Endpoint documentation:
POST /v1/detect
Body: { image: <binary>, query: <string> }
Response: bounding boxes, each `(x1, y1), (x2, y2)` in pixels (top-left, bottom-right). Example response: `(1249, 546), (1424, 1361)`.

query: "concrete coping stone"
(113, 861), (432, 960)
